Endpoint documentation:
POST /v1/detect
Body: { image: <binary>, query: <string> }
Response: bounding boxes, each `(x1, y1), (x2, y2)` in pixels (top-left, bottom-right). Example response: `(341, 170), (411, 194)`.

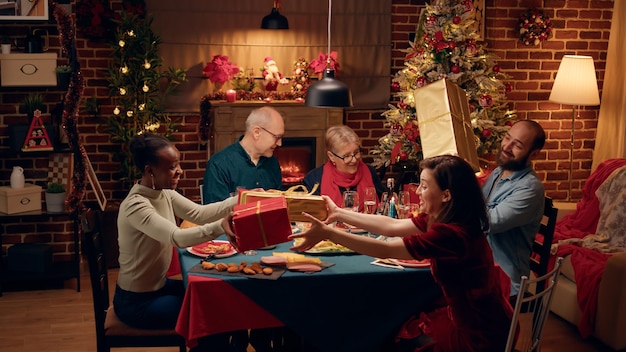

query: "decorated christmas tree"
(105, 11), (187, 182)
(370, 0), (516, 169)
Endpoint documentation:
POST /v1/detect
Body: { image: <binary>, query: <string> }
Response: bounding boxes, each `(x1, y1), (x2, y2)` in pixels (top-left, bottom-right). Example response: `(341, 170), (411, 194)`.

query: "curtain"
(592, 0), (626, 171)
(148, 0), (392, 111)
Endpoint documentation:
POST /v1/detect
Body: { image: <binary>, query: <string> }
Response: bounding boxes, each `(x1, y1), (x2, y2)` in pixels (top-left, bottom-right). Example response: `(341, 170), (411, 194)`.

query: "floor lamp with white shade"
(549, 55), (600, 201)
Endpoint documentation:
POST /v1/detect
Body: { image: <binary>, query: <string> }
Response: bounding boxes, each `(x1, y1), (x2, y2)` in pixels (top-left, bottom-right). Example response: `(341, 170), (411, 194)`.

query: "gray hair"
(245, 106), (283, 132)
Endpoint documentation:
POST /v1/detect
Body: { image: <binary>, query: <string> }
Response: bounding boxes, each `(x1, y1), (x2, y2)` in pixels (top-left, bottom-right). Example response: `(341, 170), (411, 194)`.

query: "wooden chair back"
(81, 208), (186, 352)
(505, 257), (564, 352)
(530, 196), (558, 292)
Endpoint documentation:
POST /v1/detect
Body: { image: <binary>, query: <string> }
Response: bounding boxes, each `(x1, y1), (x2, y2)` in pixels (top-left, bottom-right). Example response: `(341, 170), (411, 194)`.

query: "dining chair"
(82, 208), (187, 352)
(530, 196), (559, 293)
(505, 256), (564, 352)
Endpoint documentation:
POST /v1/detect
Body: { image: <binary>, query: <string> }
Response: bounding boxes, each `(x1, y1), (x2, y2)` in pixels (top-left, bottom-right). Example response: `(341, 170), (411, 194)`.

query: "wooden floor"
(0, 261), (616, 352)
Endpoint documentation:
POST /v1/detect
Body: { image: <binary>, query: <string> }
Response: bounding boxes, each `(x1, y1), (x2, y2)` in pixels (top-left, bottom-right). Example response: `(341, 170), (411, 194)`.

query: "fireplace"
(210, 101), (343, 187)
(274, 137), (316, 187)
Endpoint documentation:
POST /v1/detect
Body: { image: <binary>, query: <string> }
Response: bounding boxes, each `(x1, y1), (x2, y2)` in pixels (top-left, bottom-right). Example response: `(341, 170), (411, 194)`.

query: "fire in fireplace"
(274, 137), (316, 187)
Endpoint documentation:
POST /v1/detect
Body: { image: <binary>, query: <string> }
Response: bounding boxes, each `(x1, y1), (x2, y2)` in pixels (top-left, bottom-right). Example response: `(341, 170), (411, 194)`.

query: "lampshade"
(304, 0), (353, 108)
(549, 55), (600, 106)
(261, 1), (289, 30)
(305, 68), (353, 108)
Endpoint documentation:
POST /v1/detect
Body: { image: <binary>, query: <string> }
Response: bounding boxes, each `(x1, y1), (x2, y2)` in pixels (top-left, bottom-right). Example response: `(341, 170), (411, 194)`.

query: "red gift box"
(231, 197), (292, 252)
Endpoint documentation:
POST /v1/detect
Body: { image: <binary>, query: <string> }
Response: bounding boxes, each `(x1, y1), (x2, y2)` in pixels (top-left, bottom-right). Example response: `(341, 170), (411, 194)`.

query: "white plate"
(187, 240), (237, 258)
(387, 258), (430, 268)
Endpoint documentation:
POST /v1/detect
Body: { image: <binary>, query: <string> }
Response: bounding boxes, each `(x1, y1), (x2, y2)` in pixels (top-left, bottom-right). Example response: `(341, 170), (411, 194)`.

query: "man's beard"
(497, 148), (530, 171)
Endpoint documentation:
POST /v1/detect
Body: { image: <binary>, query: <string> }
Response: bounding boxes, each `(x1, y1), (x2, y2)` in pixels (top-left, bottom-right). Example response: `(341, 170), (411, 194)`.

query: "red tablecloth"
(175, 274), (283, 349)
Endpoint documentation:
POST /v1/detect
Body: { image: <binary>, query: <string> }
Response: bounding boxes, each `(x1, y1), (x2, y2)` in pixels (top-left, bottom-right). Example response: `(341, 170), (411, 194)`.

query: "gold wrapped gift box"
(239, 185), (328, 222)
(413, 78), (480, 171)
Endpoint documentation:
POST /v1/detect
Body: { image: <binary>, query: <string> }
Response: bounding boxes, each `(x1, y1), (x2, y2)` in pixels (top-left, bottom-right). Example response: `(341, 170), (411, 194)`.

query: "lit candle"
(226, 89), (236, 102)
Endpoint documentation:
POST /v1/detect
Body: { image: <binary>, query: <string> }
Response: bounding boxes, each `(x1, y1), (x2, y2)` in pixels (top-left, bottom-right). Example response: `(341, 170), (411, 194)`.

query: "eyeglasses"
(259, 126), (283, 143)
(330, 150), (361, 163)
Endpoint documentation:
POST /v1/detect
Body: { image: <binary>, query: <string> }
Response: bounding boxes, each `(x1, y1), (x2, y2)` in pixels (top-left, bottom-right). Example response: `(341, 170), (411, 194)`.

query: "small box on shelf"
(0, 184), (42, 214)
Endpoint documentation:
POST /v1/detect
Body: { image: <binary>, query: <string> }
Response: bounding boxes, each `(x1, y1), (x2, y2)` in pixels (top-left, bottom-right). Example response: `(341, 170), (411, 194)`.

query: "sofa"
(550, 158), (626, 351)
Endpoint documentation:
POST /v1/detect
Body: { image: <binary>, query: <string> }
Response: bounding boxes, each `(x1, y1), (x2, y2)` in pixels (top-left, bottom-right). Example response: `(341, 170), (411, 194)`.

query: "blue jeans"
(113, 279), (185, 329)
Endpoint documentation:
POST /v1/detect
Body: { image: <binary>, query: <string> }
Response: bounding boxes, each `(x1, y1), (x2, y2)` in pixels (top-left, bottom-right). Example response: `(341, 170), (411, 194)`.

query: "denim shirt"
(482, 165), (544, 296)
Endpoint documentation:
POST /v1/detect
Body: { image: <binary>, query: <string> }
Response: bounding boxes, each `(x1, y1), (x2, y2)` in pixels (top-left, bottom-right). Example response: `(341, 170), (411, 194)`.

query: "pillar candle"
(226, 89), (236, 102)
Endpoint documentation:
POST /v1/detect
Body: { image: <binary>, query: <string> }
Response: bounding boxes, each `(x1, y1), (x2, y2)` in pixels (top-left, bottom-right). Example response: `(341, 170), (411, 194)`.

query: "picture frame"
(0, 0), (49, 21)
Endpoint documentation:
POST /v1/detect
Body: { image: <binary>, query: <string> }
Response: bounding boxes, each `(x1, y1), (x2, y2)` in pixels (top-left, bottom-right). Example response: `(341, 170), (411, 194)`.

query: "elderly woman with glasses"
(303, 125), (384, 212)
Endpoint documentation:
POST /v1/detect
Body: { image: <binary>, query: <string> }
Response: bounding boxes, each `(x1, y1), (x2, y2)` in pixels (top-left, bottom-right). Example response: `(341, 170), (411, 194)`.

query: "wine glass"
(342, 190), (359, 212)
(398, 190), (411, 219)
(377, 192), (389, 215)
(364, 187), (377, 215)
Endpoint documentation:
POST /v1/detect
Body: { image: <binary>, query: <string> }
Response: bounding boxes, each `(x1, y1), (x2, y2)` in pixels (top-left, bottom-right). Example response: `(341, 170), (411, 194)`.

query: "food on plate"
(286, 262), (322, 272)
(202, 261), (275, 276)
(261, 255), (288, 266)
(292, 238), (351, 253)
(194, 242), (232, 255)
(271, 252), (322, 264)
(201, 261), (215, 270)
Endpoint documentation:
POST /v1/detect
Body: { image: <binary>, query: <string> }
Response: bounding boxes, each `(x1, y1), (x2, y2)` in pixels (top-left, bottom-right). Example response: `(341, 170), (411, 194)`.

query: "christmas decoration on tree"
(371, 0), (516, 169)
(105, 10), (187, 183)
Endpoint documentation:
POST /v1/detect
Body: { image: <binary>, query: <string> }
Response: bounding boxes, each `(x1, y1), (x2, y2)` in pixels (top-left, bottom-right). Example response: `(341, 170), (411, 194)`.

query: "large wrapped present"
(239, 185), (327, 222)
(413, 78), (480, 171)
(231, 197), (292, 252)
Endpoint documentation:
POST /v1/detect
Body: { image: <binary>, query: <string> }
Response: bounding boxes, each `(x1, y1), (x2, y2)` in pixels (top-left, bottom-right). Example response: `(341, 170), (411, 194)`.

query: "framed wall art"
(0, 0), (49, 21)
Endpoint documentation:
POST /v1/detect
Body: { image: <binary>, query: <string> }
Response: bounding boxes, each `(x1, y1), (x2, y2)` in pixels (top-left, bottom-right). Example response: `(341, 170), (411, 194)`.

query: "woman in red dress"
(291, 155), (513, 351)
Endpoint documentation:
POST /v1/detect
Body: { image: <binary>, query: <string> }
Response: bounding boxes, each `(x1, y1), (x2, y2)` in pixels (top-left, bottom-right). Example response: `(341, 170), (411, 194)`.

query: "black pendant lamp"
(305, 0), (353, 108)
(261, 0), (289, 30)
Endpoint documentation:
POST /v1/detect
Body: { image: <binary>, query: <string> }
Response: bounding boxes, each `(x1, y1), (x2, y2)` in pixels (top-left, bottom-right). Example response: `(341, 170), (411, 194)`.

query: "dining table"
(175, 237), (442, 352)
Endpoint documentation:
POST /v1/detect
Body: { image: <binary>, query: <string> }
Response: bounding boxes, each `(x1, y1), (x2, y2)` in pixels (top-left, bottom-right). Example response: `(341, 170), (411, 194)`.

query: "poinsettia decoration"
(202, 55), (240, 84)
(309, 51), (340, 76)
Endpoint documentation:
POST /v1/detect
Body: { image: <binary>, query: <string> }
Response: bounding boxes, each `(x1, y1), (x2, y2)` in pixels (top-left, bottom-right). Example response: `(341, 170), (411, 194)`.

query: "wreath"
(518, 8), (552, 46)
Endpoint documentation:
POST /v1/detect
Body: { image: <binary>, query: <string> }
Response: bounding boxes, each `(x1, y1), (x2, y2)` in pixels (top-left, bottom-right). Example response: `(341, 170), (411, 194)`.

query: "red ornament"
(479, 94), (493, 108)
(492, 65), (501, 73)
(391, 81), (400, 92)
(505, 82), (513, 93)
(390, 123), (403, 136)
(465, 43), (478, 57)
(481, 129), (492, 138)
(416, 76), (427, 88)
(399, 151), (408, 161)
(453, 16), (462, 24)
(451, 65), (461, 74)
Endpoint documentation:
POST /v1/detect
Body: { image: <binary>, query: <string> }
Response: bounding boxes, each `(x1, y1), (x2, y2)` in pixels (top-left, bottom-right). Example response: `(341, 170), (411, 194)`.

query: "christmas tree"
(370, 0), (516, 169)
(105, 11), (187, 182)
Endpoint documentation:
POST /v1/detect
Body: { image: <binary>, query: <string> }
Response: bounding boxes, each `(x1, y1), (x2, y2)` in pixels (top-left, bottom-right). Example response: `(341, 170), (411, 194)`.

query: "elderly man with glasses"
(203, 106), (284, 204)
(304, 125), (385, 212)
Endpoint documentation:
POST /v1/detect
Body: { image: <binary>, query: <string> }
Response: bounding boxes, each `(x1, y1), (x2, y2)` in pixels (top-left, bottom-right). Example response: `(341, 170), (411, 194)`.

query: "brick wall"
(0, 0), (615, 261)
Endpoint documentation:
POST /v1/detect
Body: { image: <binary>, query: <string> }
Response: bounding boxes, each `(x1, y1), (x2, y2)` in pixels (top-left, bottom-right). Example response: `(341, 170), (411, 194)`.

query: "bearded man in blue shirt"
(482, 120), (546, 303)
